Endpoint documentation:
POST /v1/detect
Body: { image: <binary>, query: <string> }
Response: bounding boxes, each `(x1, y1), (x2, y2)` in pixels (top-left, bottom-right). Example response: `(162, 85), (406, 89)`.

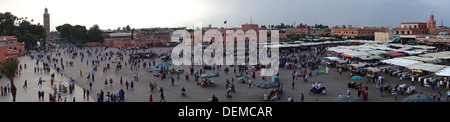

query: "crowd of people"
(5, 39), (450, 102)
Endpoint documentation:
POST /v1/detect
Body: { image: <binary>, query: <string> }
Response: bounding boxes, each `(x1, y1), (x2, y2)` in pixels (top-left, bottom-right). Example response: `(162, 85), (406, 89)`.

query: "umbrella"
(402, 94), (435, 102)
(157, 62), (172, 67)
(272, 76), (279, 79)
(351, 76), (364, 80)
(238, 76), (246, 81)
(255, 80), (278, 89)
(319, 70), (325, 75)
(201, 73), (217, 78)
(334, 96), (365, 102)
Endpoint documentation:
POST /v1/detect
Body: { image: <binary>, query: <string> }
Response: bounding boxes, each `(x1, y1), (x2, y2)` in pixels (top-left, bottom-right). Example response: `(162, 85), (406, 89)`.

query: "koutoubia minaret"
(43, 7), (50, 38)
(428, 13), (437, 35)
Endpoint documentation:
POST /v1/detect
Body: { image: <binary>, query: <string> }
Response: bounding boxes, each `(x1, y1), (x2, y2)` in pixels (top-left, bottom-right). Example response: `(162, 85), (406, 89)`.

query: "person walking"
(347, 88), (351, 96)
(120, 76), (123, 85)
(131, 81), (134, 88)
(301, 93), (304, 102)
(304, 73), (308, 82)
(292, 74), (295, 82)
(89, 82), (92, 90)
(1, 86), (4, 96)
(248, 79), (252, 88)
(357, 88), (362, 97)
(38, 77), (43, 86)
(325, 66), (329, 75)
(109, 78), (113, 86)
(364, 90), (368, 101)
(292, 81), (295, 89)
(86, 90), (90, 100)
(394, 91), (398, 100)
(57, 91), (62, 101)
(125, 81), (129, 90)
(446, 90), (450, 102)
(37, 91), (41, 100)
(104, 79), (108, 86)
(92, 71), (95, 82)
(171, 77), (175, 86)
(437, 92), (441, 102)
(41, 91), (44, 101)
(380, 87), (384, 97)
(23, 80), (27, 88)
(83, 88), (86, 99)
(160, 93), (166, 102)
(149, 94), (153, 102)
(7, 84), (10, 93)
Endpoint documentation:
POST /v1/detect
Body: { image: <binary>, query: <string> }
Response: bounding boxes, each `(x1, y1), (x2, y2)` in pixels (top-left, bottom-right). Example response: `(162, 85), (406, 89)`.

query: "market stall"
(406, 62), (445, 73)
(382, 53), (404, 58)
(381, 58), (419, 67)
(364, 67), (381, 82)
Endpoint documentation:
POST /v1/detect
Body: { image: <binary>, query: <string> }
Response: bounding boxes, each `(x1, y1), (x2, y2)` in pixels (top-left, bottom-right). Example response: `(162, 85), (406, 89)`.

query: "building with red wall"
(0, 36), (25, 61)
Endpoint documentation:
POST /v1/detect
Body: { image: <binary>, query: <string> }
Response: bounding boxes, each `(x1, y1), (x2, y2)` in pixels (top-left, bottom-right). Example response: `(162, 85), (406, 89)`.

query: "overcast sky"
(1, 0), (449, 31)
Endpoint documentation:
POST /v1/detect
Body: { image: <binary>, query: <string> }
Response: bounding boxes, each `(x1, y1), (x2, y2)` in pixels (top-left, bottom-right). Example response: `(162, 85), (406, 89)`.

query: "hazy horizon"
(1, 0), (449, 31)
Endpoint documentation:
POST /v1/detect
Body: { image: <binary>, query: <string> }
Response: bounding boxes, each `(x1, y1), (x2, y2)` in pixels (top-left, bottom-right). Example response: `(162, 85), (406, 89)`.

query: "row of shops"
(326, 42), (450, 90)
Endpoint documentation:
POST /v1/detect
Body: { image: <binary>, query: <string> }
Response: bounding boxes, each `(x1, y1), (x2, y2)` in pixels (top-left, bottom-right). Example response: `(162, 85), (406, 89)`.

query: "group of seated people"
(265, 89), (280, 101)
(198, 78), (216, 88)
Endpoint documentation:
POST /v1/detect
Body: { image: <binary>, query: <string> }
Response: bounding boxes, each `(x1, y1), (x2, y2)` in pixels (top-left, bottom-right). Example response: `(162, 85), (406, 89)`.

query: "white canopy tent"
(406, 62), (446, 72)
(324, 57), (340, 61)
(381, 58), (420, 67)
(435, 67), (450, 76)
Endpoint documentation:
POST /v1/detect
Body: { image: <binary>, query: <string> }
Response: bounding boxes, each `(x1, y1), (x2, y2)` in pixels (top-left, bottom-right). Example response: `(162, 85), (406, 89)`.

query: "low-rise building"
(0, 36), (25, 61)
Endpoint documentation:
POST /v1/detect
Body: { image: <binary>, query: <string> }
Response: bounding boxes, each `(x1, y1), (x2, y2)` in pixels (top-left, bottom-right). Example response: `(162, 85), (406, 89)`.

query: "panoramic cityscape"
(1, 0), (450, 102)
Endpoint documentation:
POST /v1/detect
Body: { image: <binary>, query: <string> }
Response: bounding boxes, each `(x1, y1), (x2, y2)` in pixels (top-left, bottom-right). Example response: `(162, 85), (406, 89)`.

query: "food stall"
(348, 63), (367, 76)
(325, 57), (340, 67)
(364, 67), (381, 82)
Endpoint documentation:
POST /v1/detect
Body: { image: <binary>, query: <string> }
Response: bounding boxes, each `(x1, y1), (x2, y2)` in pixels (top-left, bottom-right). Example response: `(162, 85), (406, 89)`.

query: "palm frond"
(0, 58), (19, 81)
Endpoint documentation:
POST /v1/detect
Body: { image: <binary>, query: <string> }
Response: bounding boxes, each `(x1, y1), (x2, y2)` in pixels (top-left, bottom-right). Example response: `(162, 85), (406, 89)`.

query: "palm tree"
(0, 58), (19, 102)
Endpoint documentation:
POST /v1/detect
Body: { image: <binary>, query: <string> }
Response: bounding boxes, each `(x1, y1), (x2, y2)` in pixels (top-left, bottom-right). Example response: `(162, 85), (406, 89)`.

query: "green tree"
(260, 25), (267, 29)
(0, 12), (46, 49)
(126, 25), (131, 31)
(71, 25), (87, 42)
(86, 24), (105, 43)
(22, 32), (36, 49)
(56, 24), (87, 43)
(56, 24), (73, 39)
(0, 58), (19, 102)
(0, 12), (18, 36)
